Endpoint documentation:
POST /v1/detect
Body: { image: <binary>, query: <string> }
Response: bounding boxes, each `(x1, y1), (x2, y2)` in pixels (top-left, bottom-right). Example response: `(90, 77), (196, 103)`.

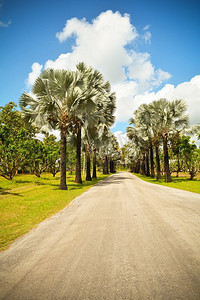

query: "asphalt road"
(0, 172), (200, 300)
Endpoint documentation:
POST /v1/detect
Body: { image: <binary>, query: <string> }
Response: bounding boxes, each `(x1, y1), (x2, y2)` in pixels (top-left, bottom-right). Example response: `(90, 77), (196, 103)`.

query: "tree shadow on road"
(95, 175), (127, 186)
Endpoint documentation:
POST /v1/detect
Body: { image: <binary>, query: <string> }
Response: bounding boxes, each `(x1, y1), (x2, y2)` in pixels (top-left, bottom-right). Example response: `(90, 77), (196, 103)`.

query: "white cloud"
(0, 20), (11, 27)
(26, 62), (43, 87)
(132, 75), (200, 125)
(142, 31), (151, 44)
(112, 81), (138, 122)
(26, 10), (171, 124)
(143, 25), (150, 31)
(47, 11), (137, 84)
(114, 131), (128, 147)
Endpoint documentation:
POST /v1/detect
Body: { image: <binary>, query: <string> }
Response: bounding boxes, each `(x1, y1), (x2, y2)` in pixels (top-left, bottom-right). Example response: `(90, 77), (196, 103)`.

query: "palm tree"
(149, 98), (189, 183)
(127, 123), (149, 176)
(20, 69), (75, 189)
(81, 90), (116, 180)
(73, 63), (116, 183)
(134, 104), (155, 178)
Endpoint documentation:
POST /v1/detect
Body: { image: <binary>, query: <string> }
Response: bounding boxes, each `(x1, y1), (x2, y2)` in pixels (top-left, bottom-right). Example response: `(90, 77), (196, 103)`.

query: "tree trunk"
(130, 162), (135, 173)
(83, 152), (86, 176)
(110, 159), (115, 173)
(86, 147), (92, 181)
(176, 154), (180, 177)
(135, 159), (140, 173)
(189, 169), (196, 180)
(155, 145), (162, 180)
(150, 142), (155, 178)
(75, 122), (82, 184)
(140, 154), (146, 175)
(145, 152), (150, 176)
(92, 148), (97, 178)
(103, 155), (109, 174)
(163, 135), (172, 183)
(59, 129), (67, 190)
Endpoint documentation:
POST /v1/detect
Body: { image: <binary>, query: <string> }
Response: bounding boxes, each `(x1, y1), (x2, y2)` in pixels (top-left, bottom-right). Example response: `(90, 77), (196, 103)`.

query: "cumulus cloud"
(47, 11), (137, 83)
(26, 10), (171, 124)
(132, 75), (200, 125)
(26, 62), (43, 87)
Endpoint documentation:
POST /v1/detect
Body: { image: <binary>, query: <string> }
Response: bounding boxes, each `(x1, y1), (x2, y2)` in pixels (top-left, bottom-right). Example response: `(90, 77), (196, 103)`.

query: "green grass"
(133, 173), (200, 194)
(0, 172), (110, 252)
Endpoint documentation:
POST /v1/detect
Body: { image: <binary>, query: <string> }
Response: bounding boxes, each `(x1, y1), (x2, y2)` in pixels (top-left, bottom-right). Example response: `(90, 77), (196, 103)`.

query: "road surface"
(0, 172), (200, 299)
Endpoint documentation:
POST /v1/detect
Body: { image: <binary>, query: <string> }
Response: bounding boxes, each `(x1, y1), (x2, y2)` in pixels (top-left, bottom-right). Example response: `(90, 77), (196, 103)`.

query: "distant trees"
(126, 98), (200, 181)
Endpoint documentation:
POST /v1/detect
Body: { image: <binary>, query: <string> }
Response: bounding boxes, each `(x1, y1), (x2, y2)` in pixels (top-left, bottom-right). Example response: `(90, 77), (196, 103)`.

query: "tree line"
(125, 98), (200, 181)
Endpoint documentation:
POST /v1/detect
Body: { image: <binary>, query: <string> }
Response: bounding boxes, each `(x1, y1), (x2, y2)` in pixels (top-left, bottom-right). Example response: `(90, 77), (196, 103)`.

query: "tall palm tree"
(20, 69), (75, 189)
(73, 63), (116, 183)
(127, 124), (149, 176)
(81, 91), (116, 180)
(149, 98), (189, 183)
(134, 104), (155, 178)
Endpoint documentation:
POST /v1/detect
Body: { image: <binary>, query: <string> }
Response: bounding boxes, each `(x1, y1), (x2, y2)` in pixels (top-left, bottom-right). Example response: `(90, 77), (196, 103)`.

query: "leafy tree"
(43, 133), (60, 177)
(0, 102), (35, 179)
(179, 136), (200, 180)
(28, 139), (49, 177)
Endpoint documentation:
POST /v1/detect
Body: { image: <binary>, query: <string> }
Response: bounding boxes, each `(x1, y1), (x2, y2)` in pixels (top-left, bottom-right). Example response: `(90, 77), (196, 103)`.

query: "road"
(0, 172), (200, 300)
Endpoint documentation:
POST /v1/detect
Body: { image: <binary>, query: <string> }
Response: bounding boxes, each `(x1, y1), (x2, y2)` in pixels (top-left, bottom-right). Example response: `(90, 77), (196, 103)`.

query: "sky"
(0, 0), (200, 145)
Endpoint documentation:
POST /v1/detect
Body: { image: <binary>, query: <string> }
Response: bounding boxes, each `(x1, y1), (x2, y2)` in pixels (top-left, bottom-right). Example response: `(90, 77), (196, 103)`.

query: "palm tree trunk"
(145, 152), (150, 176)
(86, 147), (92, 181)
(163, 135), (172, 183)
(155, 145), (162, 180)
(110, 158), (115, 173)
(130, 162), (135, 173)
(83, 152), (86, 176)
(103, 155), (109, 174)
(136, 159), (140, 173)
(176, 154), (180, 177)
(150, 142), (155, 178)
(140, 154), (146, 175)
(75, 122), (82, 184)
(92, 148), (97, 178)
(59, 128), (67, 190)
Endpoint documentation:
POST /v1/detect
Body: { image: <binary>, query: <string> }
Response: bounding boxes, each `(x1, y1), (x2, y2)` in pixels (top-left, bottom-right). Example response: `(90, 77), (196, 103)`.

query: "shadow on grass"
(15, 180), (32, 184)
(50, 175), (114, 190)
(0, 187), (23, 197)
(135, 174), (199, 184)
(40, 177), (60, 181)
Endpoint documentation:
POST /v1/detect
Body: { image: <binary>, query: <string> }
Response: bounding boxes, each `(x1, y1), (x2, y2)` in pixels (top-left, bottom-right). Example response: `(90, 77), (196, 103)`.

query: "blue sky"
(0, 0), (200, 135)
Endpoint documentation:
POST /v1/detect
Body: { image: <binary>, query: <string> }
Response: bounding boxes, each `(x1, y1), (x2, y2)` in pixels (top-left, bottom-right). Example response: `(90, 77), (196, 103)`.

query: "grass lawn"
(133, 172), (200, 194)
(0, 172), (110, 252)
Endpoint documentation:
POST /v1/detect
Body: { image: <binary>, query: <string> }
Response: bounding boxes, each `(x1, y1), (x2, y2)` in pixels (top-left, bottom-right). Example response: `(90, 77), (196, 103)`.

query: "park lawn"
(0, 172), (110, 252)
(133, 173), (200, 194)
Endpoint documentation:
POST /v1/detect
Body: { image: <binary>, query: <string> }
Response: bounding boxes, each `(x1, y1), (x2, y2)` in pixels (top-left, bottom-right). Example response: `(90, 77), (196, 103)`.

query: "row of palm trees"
(20, 63), (117, 189)
(126, 98), (190, 182)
